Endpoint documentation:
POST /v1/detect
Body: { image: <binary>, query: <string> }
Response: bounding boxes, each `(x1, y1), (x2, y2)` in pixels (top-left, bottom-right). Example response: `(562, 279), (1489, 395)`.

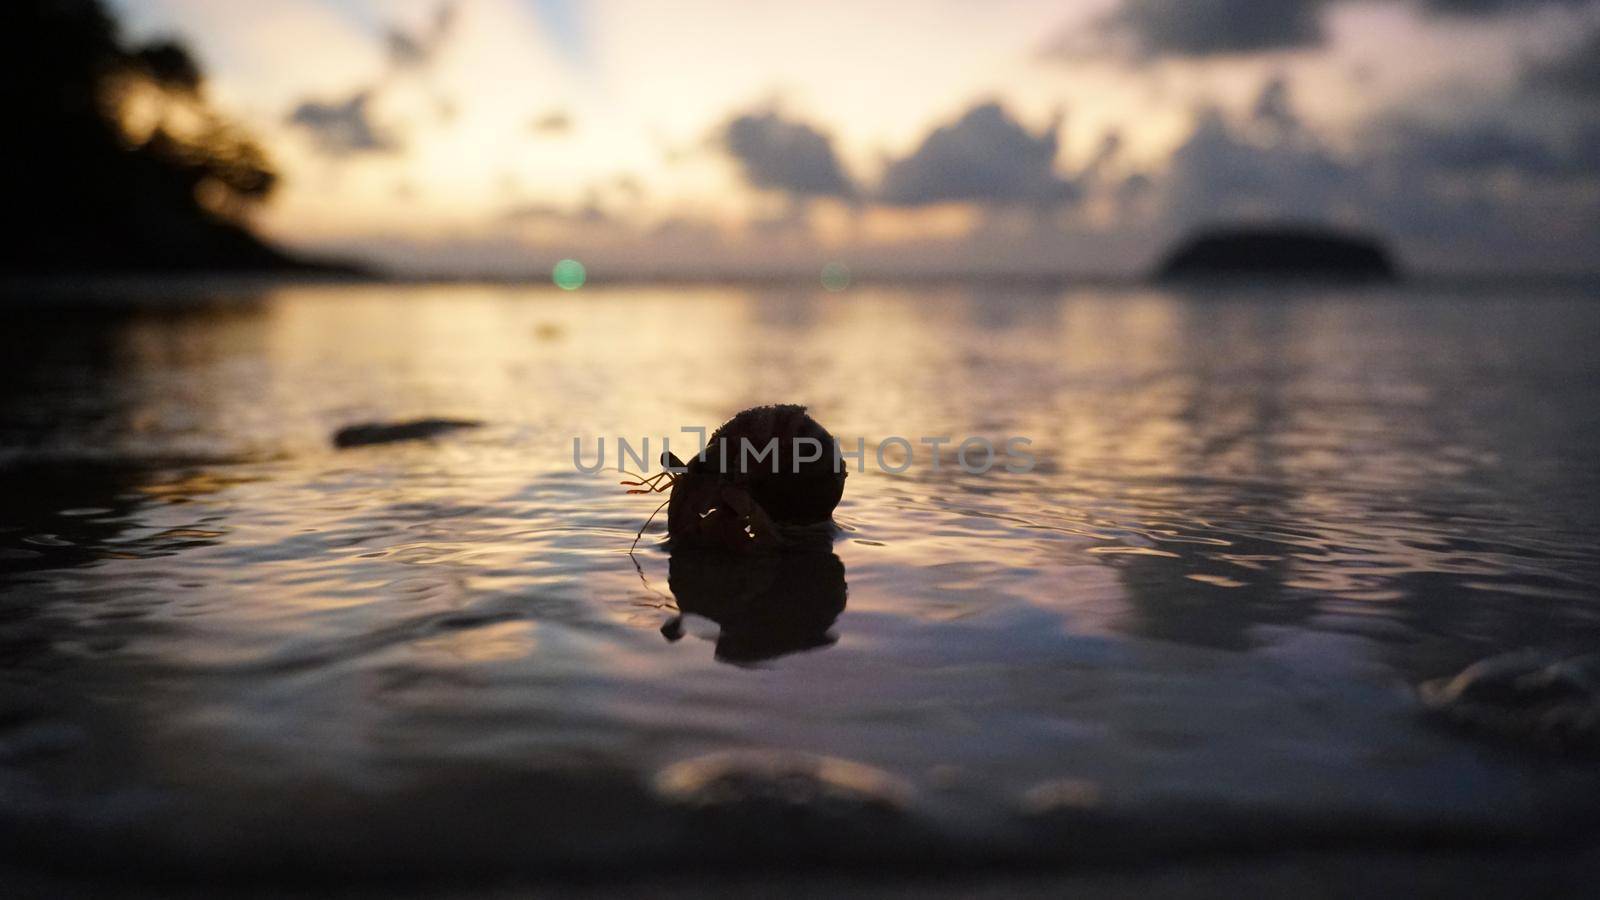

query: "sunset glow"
(107, 0), (1600, 275)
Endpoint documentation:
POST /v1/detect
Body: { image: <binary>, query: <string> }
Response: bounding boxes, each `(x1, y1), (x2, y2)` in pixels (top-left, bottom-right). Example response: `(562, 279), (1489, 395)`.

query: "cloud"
(1525, 26), (1600, 99)
(385, 2), (458, 69)
(1421, 0), (1595, 16)
(1573, 123), (1600, 171)
(1358, 127), (1599, 260)
(285, 2), (460, 157)
(500, 201), (609, 225)
(1380, 119), (1573, 176)
(1061, 0), (1595, 62)
(530, 109), (574, 135)
(1150, 79), (1372, 222)
(1159, 75), (1586, 227)
(1252, 76), (1299, 131)
(286, 91), (399, 156)
(1135, 73), (1600, 270)
(1099, 0), (1332, 58)
(878, 102), (1076, 207)
(1161, 113), (1350, 224)
(720, 109), (855, 198)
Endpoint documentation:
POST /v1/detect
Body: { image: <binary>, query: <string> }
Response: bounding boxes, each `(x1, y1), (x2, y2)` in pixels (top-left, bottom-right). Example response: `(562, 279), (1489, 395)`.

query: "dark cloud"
(1573, 124), (1600, 171)
(1252, 76), (1298, 131)
(1525, 27), (1600, 99)
(286, 2), (458, 157)
(1163, 76), (1587, 226)
(1081, 131), (1126, 180)
(1103, 0), (1331, 58)
(1421, 0), (1594, 15)
(1368, 106), (1600, 263)
(1153, 78), (1363, 222)
(1139, 74), (1600, 270)
(1162, 110), (1350, 223)
(720, 109), (855, 198)
(878, 102), (1076, 207)
(1358, 128), (1599, 263)
(386, 31), (426, 68)
(287, 91), (399, 156)
(386, 2), (457, 69)
(1165, 78), (1584, 222)
(1380, 119), (1572, 176)
(1057, 0), (1595, 62)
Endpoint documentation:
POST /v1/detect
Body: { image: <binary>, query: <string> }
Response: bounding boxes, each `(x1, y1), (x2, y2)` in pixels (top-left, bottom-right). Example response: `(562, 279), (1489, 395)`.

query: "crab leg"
(620, 470), (676, 494)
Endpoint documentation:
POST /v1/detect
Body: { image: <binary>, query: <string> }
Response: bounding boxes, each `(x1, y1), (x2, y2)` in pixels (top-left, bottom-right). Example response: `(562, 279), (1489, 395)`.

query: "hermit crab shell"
(667, 405), (846, 551)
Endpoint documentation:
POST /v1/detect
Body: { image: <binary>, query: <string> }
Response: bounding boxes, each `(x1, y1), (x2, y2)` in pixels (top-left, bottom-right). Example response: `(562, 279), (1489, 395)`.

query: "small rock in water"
(1419, 652), (1600, 753)
(654, 749), (912, 812)
(1019, 777), (1104, 815)
(332, 418), (483, 449)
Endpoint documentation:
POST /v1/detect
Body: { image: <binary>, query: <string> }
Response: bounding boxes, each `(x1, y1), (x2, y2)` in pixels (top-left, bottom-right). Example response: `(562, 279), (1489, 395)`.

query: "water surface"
(2, 280), (1598, 878)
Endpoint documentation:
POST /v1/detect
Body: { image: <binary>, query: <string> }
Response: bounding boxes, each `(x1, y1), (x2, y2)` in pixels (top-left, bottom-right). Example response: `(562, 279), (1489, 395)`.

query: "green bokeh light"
(552, 258), (586, 291)
(820, 261), (850, 292)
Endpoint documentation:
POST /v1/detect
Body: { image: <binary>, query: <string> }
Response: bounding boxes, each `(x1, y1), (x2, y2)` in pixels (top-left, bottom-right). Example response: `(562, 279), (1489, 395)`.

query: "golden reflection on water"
(8, 281), (1600, 674)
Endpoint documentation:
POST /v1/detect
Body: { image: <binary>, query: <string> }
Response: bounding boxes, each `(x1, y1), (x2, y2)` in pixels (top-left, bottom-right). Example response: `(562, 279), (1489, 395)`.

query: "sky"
(110, 0), (1600, 276)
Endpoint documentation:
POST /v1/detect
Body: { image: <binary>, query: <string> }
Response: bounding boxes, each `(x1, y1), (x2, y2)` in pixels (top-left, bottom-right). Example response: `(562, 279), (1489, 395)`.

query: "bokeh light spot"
(821, 261), (850, 292)
(553, 258), (586, 291)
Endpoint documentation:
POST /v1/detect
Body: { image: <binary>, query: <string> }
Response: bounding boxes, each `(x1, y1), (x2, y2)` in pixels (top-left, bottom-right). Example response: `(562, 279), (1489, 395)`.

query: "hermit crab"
(623, 405), (846, 553)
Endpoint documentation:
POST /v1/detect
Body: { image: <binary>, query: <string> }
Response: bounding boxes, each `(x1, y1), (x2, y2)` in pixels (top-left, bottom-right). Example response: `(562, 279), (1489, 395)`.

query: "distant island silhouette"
(1156, 224), (1399, 282)
(1, 1), (355, 277)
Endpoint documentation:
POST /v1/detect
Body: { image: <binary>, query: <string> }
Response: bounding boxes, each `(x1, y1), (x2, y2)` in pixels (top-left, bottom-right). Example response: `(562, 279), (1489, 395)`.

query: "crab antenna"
(629, 497), (672, 555)
(620, 470), (676, 495)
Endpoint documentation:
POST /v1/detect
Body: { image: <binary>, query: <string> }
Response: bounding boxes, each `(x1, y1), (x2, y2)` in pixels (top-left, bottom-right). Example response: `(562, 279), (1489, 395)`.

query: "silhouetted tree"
(0, 0), (334, 274)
